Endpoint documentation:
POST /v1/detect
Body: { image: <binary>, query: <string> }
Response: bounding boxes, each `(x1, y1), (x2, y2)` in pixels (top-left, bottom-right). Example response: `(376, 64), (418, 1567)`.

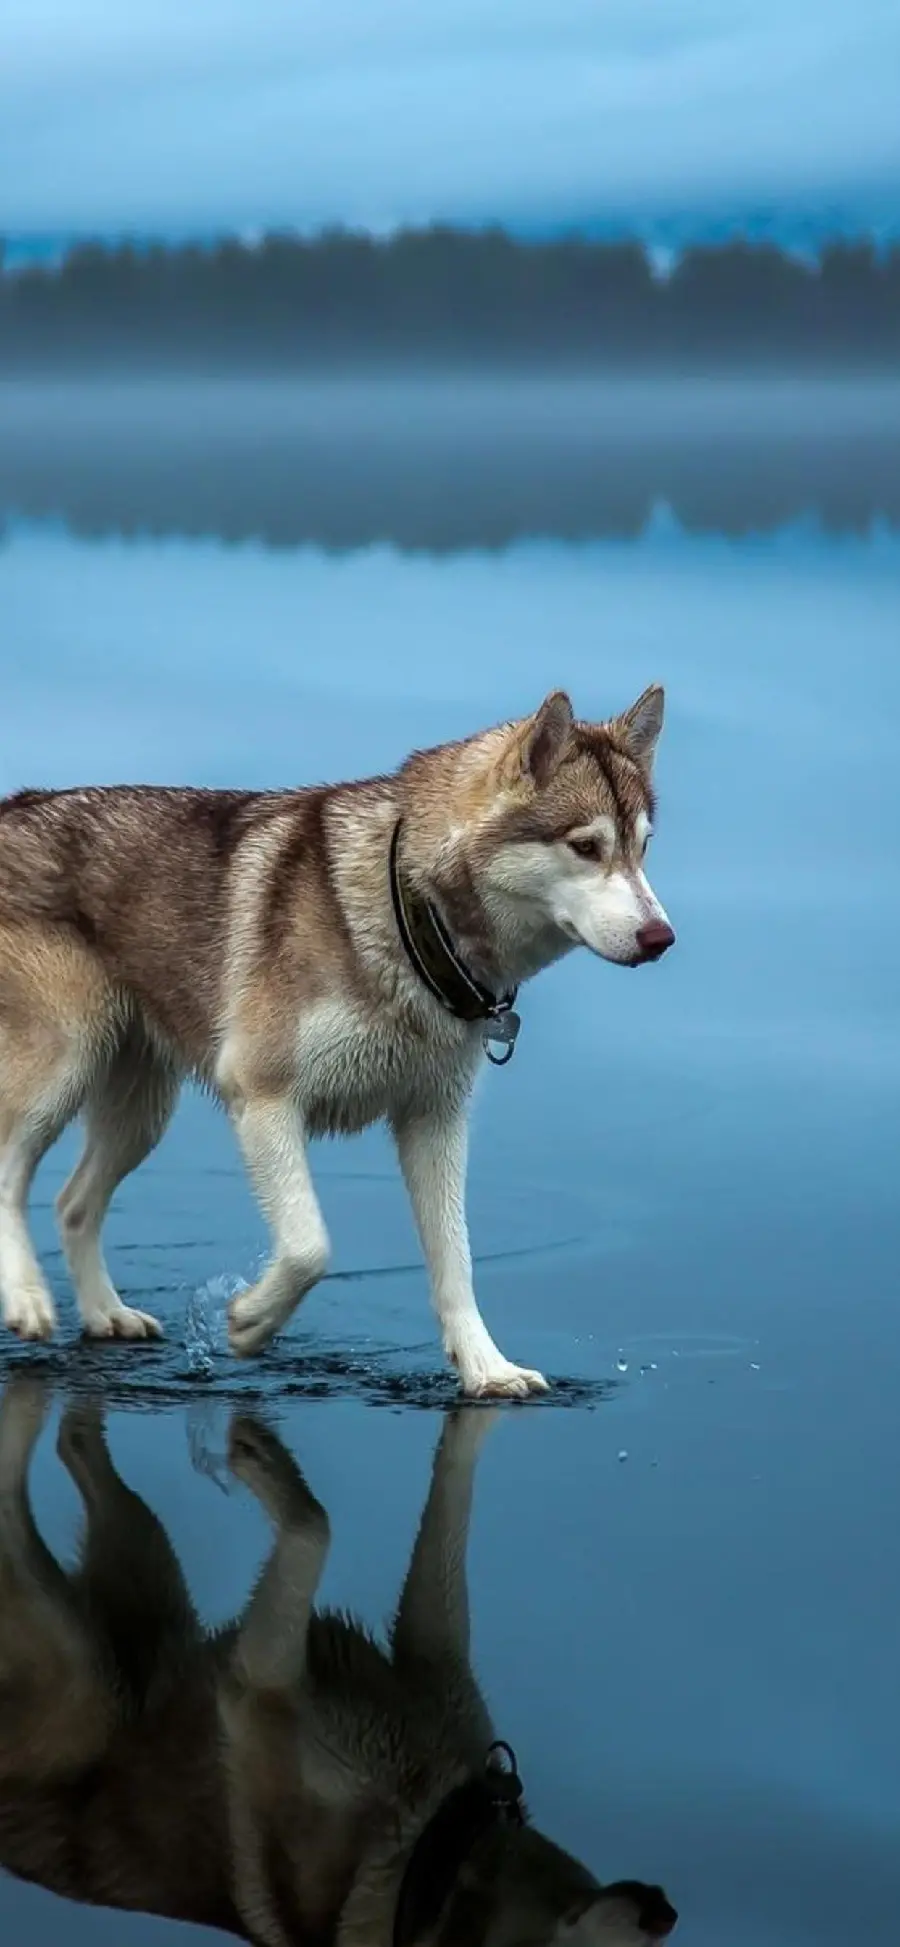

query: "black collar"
(388, 819), (521, 1066)
(392, 1742), (525, 1947)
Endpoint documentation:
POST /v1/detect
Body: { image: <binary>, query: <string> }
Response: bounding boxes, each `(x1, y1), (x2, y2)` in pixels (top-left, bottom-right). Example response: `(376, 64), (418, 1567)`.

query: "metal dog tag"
(482, 1009), (521, 1067)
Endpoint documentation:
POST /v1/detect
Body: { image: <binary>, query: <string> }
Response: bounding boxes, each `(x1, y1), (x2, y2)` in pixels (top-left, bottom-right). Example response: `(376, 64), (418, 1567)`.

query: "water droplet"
(616, 1354), (628, 1373)
(617, 1449), (628, 1463)
(750, 1362), (761, 1371)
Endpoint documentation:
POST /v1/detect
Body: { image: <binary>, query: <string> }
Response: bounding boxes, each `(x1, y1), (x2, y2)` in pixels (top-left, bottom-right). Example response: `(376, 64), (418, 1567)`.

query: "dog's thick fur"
(0, 687), (673, 1395)
(0, 1380), (677, 1945)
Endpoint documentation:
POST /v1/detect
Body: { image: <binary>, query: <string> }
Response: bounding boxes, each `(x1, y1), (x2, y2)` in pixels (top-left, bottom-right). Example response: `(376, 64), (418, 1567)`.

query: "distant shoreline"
(2, 358), (898, 377)
(2, 227), (898, 372)
(2, 375), (897, 548)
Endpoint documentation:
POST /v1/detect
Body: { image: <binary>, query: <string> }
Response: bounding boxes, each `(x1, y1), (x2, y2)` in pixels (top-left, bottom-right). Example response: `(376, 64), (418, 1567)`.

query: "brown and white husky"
(0, 686), (674, 1394)
(0, 1378), (678, 1945)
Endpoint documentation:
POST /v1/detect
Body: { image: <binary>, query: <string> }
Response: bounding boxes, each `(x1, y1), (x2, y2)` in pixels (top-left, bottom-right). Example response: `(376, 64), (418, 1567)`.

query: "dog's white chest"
(294, 998), (474, 1137)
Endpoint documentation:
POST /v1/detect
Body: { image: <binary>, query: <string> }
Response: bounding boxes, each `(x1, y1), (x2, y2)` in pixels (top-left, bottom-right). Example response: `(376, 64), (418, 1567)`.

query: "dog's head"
(474, 687), (674, 971)
(462, 1880), (678, 1947)
(559, 1881), (679, 1945)
(432, 1830), (677, 1947)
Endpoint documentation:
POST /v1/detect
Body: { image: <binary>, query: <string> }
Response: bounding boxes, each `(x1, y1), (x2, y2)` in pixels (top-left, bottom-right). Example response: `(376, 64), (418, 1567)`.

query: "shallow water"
(1, 379), (899, 1944)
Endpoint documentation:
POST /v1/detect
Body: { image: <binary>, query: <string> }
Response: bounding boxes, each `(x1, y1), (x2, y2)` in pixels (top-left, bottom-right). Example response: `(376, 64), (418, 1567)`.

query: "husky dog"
(0, 1378), (678, 1944)
(0, 687), (673, 1395)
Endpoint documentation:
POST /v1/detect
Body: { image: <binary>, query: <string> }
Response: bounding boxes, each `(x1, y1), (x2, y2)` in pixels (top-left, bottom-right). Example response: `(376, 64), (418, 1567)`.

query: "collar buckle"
(482, 1005), (521, 1066)
(484, 1739), (525, 1818)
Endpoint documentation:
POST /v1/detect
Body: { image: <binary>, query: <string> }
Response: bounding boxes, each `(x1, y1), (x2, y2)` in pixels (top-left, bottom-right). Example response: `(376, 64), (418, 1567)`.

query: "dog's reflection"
(0, 1380), (677, 1944)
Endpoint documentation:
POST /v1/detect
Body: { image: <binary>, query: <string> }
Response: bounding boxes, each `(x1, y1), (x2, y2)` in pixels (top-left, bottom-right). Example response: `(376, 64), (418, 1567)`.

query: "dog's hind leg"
(58, 1398), (201, 1704)
(56, 1031), (179, 1341)
(0, 1377), (113, 1778)
(0, 1103), (72, 1341)
(0, 1375), (60, 1578)
(0, 927), (112, 1343)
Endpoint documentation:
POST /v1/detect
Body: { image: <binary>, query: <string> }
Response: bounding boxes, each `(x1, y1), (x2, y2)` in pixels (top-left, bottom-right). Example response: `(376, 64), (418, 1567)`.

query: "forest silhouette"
(1, 227), (898, 369)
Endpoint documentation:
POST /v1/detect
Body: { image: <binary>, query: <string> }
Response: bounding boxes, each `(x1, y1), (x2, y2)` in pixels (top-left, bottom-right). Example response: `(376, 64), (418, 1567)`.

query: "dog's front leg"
(224, 1092), (330, 1358)
(392, 1105), (548, 1399)
(390, 1409), (497, 1752)
(392, 1406), (499, 1671)
(226, 1413), (330, 1689)
(221, 1415), (332, 1943)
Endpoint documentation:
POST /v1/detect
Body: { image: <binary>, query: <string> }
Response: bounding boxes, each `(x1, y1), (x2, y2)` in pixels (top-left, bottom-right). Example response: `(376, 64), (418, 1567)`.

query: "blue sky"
(2, 0), (899, 237)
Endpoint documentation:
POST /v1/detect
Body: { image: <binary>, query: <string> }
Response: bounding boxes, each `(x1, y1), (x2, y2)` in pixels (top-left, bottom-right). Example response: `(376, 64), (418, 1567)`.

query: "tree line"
(1, 227), (898, 370)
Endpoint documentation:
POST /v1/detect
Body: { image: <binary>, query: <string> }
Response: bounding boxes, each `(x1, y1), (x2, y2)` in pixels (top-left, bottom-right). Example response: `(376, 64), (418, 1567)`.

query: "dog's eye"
(641, 831), (652, 859)
(568, 836), (604, 862)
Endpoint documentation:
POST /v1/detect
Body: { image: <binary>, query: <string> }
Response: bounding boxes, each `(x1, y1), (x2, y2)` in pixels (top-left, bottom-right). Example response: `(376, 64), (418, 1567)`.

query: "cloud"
(2, 0), (899, 231)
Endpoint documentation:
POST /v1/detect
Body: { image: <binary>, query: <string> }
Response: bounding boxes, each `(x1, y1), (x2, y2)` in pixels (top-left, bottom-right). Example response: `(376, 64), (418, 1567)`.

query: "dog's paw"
(228, 1413), (288, 1484)
(0, 1374), (53, 1464)
(228, 1413), (329, 1533)
(2, 1284), (57, 1342)
(81, 1303), (163, 1342)
(463, 1362), (550, 1401)
(227, 1287), (283, 1358)
(57, 1401), (109, 1479)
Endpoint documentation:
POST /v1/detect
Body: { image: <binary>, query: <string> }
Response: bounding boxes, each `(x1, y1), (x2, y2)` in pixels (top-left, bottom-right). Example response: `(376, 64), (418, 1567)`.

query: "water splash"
(184, 1272), (246, 1376)
(186, 1396), (233, 1493)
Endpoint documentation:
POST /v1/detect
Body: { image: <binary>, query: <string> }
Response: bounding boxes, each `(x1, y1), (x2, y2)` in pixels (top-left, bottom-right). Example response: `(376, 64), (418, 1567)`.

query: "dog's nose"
(635, 920), (675, 963)
(635, 1892), (677, 1939)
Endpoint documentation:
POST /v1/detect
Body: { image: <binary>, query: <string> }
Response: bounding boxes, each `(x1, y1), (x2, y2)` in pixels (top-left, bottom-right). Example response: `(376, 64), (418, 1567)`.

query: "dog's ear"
(610, 684), (664, 771)
(519, 690), (574, 786)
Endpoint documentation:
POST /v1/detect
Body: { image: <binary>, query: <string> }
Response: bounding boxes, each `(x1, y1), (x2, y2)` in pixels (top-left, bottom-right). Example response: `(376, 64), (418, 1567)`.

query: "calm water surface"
(1, 381), (899, 1944)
